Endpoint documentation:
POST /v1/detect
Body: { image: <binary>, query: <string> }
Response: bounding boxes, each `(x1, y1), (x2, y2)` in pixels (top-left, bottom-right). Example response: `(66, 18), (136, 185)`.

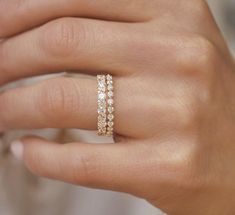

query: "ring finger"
(0, 76), (103, 131)
(0, 74), (139, 138)
(0, 73), (160, 139)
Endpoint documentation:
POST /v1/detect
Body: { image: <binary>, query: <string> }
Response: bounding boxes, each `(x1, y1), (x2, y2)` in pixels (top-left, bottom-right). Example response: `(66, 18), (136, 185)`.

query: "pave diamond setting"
(97, 74), (114, 136)
(97, 75), (107, 135)
(106, 74), (114, 136)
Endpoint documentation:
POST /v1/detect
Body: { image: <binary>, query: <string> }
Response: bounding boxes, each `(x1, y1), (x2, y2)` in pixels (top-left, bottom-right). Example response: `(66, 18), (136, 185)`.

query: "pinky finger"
(11, 136), (143, 194)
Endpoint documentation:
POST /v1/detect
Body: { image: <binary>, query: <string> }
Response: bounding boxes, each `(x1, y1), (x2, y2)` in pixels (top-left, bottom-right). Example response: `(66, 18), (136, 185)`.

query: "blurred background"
(0, 1), (234, 215)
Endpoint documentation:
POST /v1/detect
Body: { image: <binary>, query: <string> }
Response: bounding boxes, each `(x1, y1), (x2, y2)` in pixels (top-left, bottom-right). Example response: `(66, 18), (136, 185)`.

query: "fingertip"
(10, 140), (24, 161)
(10, 136), (50, 161)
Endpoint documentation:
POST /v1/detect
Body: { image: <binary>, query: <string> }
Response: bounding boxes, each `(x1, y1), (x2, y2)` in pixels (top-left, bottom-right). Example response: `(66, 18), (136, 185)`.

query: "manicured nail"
(10, 140), (24, 161)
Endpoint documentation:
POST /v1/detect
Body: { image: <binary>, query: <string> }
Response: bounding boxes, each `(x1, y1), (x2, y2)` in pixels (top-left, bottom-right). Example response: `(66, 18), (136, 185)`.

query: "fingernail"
(10, 140), (24, 161)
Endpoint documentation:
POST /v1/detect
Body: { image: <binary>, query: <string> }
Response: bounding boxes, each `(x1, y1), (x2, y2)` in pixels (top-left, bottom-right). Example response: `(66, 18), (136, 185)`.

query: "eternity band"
(97, 74), (114, 136)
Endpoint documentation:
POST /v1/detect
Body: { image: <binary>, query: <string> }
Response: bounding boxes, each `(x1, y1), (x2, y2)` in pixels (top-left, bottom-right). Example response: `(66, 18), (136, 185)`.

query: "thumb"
(10, 136), (142, 194)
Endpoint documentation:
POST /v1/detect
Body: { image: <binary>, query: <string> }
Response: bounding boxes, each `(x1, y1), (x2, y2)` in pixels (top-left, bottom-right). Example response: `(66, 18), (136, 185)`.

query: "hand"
(1, 0), (235, 214)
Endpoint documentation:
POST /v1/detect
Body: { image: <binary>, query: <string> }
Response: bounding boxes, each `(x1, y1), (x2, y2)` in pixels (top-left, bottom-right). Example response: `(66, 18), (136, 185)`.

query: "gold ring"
(97, 74), (114, 136)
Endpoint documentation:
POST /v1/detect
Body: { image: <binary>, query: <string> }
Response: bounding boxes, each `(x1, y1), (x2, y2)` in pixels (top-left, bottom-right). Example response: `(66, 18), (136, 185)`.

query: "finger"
(0, 76), (98, 130)
(0, 74), (161, 138)
(0, 18), (134, 85)
(0, 0), (155, 37)
(10, 136), (146, 194)
(0, 75), (131, 137)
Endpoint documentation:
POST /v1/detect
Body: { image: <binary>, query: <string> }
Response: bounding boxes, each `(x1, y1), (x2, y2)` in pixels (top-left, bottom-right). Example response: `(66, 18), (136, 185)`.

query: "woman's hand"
(1, 0), (235, 214)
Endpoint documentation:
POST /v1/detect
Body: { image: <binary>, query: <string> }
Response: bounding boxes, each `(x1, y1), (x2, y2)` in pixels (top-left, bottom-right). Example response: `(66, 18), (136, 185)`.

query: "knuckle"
(174, 96), (198, 130)
(181, 0), (210, 23)
(176, 36), (219, 76)
(8, 0), (26, 11)
(165, 139), (207, 192)
(192, 37), (218, 70)
(175, 91), (210, 135)
(140, 139), (207, 194)
(40, 18), (85, 57)
(37, 78), (81, 122)
(77, 154), (95, 186)
(192, 0), (211, 20)
(180, 155), (211, 194)
(70, 149), (99, 186)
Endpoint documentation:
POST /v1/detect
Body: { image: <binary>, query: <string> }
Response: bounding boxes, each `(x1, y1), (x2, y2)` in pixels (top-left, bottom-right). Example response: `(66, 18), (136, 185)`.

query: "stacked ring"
(97, 75), (107, 135)
(106, 74), (114, 136)
(97, 74), (114, 136)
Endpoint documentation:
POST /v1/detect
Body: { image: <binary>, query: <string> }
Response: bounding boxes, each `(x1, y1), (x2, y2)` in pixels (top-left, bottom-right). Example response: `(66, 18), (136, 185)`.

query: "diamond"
(108, 106), (114, 113)
(100, 112), (106, 118)
(98, 115), (105, 121)
(98, 93), (106, 100)
(107, 91), (113, 97)
(108, 114), (114, 120)
(98, 83), (105, 91)
(108, 99), (114, 105)
(107, 80), (113, 85)
(98, 121), (106, 127)
(108, 121), (114, 127)
(98, 107), (106, 114)
(98, 101), (106, 107)
(106, 74), (112, 81)
(98, 75), (105, 81)
(108, 85), (113, 91)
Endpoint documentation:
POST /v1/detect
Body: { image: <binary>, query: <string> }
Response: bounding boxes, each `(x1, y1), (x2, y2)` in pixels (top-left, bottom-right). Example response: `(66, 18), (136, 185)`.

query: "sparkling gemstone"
(98, 106), (106, 113)
(108, 121), (114, 127)
(107, 91), (113, 97)
(108, 85), (113, 91)
(98, 114), (106, 122)
(108, 114), (114, 120)
(98, 83), (106, 91)
(107, 99), (114, 105)
(98, 99), (106, 104)
(100, 113), (106, 118)
(98, 93), (106, 100)
(98, 75), (105, 81)
(108, 106), (114, 113)
(107, 80), (113, 85)
(98, 103), (106, 108)
(106, 74), (112, 81)
(98, 121), (106, 127)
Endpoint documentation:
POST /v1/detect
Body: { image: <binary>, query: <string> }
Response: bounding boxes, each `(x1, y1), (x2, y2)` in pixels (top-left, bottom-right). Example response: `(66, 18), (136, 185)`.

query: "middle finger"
(0, 18), (134, 85)
(0, 0), (155, 37)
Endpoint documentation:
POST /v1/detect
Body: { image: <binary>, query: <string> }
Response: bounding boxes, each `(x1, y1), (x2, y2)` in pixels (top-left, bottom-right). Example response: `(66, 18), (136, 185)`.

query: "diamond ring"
(97, 74), (114, 136)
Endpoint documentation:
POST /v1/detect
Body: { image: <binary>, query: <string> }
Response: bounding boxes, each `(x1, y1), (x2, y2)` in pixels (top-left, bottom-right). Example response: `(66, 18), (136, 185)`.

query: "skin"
(0, 0), (235, 214)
